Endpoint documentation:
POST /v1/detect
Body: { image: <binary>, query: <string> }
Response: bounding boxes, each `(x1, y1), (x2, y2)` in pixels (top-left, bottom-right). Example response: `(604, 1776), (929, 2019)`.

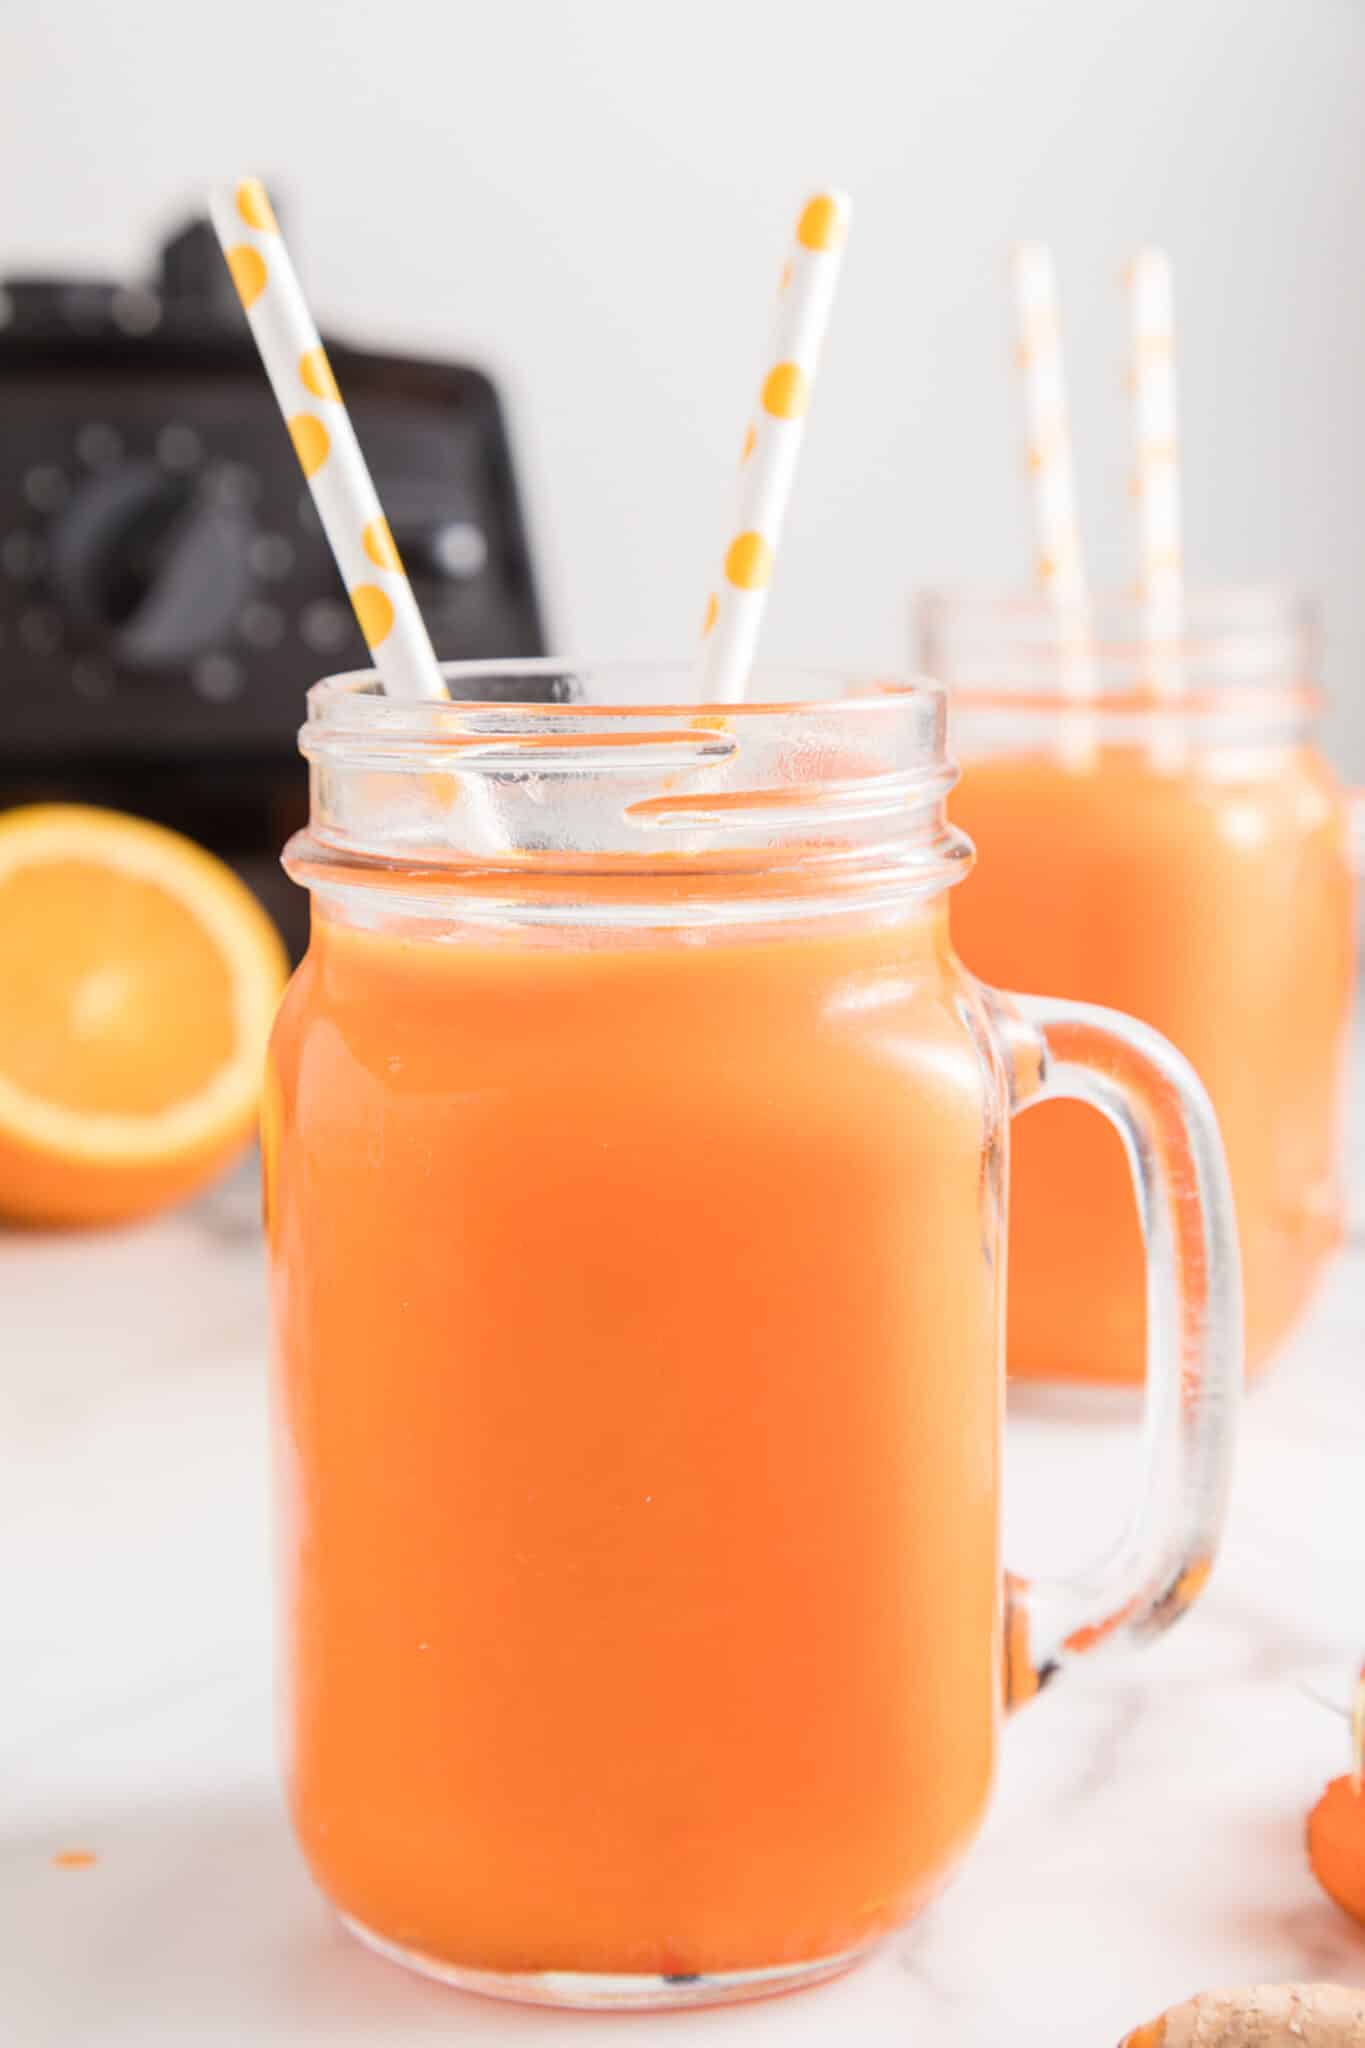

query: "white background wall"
(8, 0), (1365, 767)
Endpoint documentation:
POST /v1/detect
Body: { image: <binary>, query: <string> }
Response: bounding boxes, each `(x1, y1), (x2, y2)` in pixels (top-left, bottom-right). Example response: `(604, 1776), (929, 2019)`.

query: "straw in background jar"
(1011, 242), (1097, 761)
(1125, 246), (1186, 769)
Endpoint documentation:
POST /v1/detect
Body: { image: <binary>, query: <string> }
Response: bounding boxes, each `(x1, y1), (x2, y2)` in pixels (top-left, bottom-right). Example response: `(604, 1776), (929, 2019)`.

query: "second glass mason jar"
(264, 661), (1240, 2009)
(919, 586), (1358, 1386)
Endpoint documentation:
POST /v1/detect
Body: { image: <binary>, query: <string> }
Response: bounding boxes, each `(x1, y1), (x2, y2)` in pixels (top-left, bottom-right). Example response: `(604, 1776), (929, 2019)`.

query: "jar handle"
(992, 992), (1243, 1708)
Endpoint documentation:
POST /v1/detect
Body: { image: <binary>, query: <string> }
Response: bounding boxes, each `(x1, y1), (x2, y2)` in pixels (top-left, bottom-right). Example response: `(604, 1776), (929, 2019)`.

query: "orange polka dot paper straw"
(1126, 246), (1186, 760)
(700, 190), (851, 703)
(208, 179), (447, 703)
(1011, 243), (1096, 718)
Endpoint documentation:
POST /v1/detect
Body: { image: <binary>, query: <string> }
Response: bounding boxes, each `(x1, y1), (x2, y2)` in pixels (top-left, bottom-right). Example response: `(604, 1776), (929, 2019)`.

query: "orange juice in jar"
(920, 588), (1357, 1386)
(265, 661), (1240, 2007)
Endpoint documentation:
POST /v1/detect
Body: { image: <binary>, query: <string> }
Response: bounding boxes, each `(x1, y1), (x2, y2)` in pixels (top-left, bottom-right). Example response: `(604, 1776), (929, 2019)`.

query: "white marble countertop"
(5, 1091), (1365, 2045)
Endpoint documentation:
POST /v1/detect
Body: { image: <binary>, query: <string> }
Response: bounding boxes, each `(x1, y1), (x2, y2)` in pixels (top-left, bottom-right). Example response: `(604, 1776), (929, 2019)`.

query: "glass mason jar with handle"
(919, 586), (1358, 1387)
(264, 661), (1241, 2010)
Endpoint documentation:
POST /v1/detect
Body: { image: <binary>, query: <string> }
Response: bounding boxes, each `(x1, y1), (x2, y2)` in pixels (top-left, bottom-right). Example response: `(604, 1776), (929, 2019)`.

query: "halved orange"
(0, 805), (289, 1227)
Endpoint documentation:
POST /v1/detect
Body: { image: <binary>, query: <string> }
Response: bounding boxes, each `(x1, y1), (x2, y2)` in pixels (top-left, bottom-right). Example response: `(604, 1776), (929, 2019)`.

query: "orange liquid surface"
(951, 743), (1355, 1383)
(266, 904), (1003, 1978)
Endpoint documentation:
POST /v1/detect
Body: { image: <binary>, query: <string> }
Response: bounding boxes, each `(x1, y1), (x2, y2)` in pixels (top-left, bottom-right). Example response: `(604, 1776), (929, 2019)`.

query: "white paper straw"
(699, 190), (851, 703)
(209, 179), (447, 703)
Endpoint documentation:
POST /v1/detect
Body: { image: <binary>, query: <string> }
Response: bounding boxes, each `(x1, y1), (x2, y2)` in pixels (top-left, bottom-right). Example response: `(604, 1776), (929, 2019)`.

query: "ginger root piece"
(1119, 1984), (1365, 2045)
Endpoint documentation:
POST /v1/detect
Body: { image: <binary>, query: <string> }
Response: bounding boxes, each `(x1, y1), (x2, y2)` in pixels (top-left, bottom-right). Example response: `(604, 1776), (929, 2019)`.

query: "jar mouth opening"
(294, 659), (968, 908)
(915, 584), (1319, 728)
(305, 659), (947, 729)
(944, 684), (1322, 718)
(916, 579), (1313, 630)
